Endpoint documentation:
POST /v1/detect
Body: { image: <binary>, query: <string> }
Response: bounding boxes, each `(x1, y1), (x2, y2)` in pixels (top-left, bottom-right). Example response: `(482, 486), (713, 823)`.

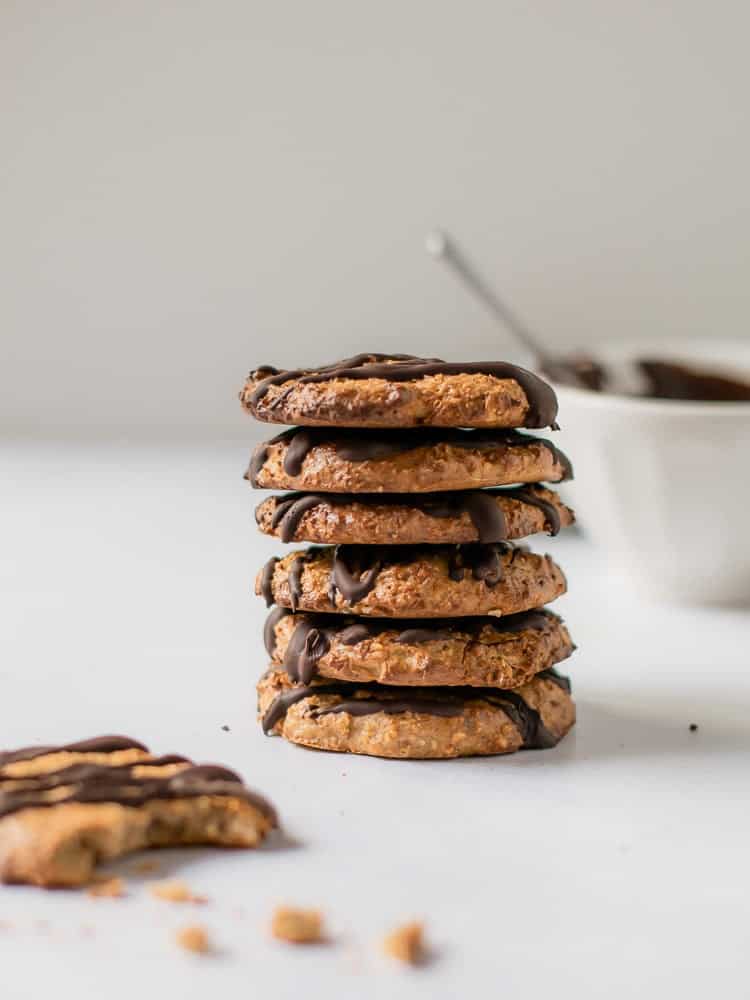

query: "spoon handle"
(426, 230), (546, 361)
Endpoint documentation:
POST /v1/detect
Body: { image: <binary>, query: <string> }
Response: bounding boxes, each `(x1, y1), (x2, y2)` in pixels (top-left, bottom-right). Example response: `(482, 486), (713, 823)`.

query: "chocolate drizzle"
(281, 620), (331, 685)
(264, 608), (556, 684)
(260, 550), (326, 611)
(0, 739), (276, 821)
(288, 552), (315, 612)
(247, 354), (559, 428)
(264, 543), (525, 613)
(502, 487), (562, 536)
(269, 494), (327, 543)
(0, 736), (148, 767)
(284, 429), (320, 476)
(259, 557), (279, 607)
(328, 545), (384, 605)
(261, 669), (571, 749)
(260, 485), (564, 544)
(263, 606), (291, 657)
(325, 543), (513, 605)
(246, 427), (573, 488)
(538, 667), (571, 693)
(447, 543), (510, 585)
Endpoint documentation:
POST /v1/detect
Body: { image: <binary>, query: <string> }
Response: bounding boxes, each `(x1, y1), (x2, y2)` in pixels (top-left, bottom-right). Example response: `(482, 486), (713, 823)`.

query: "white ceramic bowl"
(548, 338), (750, 606)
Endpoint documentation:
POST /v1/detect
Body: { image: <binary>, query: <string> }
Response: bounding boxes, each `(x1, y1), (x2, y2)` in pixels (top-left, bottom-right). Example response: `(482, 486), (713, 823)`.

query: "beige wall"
(3, 1), (749, 437)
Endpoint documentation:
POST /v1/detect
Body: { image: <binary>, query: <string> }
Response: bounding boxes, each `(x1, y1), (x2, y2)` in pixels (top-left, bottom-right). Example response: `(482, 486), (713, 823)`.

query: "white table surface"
(1, 440), (749, 999)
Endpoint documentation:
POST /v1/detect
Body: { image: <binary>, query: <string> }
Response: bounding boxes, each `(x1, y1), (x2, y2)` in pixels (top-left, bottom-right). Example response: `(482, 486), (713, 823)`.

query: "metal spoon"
(425, 229), (604, 389)
(425, 230), (546, 361)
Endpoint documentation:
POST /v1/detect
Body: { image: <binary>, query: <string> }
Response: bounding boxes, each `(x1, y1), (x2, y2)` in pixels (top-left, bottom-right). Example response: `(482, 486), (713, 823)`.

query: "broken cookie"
(0, 736), (276, 888)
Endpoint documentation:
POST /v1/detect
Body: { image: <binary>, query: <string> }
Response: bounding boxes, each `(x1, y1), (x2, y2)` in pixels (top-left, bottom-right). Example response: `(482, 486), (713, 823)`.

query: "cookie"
(264, 607), (574, 687)
(256, 543), (566, 618)
(257, 666), (575, 758)
(255, 485), (574, 545)
(240, 354), (558, 429)
(0, 736), (277, 887)
(247, 427), (572, 493)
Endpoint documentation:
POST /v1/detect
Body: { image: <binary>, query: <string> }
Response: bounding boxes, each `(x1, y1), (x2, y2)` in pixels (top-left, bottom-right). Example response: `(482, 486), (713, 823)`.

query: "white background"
(3, 0), (750, 437)
(2, 5), (750, 996)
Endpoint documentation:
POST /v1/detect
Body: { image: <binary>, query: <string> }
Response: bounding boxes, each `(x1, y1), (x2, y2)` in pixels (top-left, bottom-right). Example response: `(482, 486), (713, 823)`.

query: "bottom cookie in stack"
(258, 666), (574, 759)
(259, 608), (576, 759)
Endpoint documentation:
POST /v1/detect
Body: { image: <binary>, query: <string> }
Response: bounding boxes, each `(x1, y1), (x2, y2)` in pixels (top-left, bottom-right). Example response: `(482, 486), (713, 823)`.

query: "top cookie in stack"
(242, 354), (577, 760)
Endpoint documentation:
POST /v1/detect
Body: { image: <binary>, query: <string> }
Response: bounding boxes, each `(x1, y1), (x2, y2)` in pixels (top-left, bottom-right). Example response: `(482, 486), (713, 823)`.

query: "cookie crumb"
(132, 859), (160, 875)
(689, 723), (698, 732)
(150, 879), (206, 904)
(87, 877), (125, 899)
(383, 921), (425, 964)
(175, 925), (210, 953)
(221, 725), (230, 732)
(271, 906), (324, 944)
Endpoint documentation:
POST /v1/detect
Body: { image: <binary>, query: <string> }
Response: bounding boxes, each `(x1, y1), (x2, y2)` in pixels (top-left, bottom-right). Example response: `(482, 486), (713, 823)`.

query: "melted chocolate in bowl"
(543, 338), (750, 605)
(544, 355), (750, 402)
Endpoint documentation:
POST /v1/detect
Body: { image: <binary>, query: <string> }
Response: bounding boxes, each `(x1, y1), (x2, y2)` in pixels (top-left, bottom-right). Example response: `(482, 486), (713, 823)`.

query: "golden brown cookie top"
(255, 485), (574, 546)
(0, 735), (276, 823)
(257, 543), (566, 618)
(246, 426), (572, 493)
(240, 354), (559, 429)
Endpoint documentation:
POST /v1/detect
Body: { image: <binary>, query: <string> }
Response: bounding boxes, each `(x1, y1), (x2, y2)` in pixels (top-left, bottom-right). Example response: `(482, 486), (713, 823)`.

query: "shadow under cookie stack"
(241, 354), (577, 760)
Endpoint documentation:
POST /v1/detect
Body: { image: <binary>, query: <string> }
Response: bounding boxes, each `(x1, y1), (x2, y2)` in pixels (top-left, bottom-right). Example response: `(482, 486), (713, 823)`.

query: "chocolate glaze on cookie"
(247, 353), (559, 428)
(264, 608), (557, 685)
(247, 427), (573, 488)
(261, 542), (525, 612)
(446, 543), (510, 585)
(331, 543), (511, 602)
(0, 736), (148, 767)
(0, 743), (277, 821)
(288, 551), (316, 612)
(259, 557), (279, 607)
(261, 669), (570, 749)
(261, 486), (563, 545)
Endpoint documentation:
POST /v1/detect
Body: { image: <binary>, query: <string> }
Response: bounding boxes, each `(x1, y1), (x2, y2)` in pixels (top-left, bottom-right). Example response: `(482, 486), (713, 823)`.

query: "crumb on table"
(383, 921), (425, 964)
(175, 925), (210, 953)
(150, 879), (206, 904)
(271, 906), (324, 944)
(87, 877), (125, 899)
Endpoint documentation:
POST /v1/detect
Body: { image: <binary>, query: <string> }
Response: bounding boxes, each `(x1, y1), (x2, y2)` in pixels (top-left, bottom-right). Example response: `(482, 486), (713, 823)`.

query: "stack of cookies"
(241, 354), (577, 759)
